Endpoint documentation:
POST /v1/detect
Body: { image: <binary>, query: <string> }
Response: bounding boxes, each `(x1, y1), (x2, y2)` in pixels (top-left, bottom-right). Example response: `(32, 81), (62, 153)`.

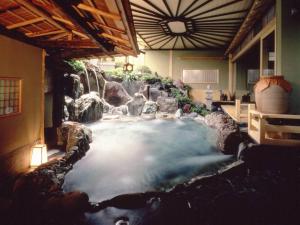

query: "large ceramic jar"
(254, 76), (292, 114)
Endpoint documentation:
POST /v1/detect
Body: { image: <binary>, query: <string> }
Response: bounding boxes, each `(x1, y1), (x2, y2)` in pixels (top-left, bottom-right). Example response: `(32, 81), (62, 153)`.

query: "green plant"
(64, 60), (85, 73)
(183, 84), (192, 92)
(170, 88), (192, 107)
(177, 96), (192, 108)
(161, 77), (173, 85)
(135, 65), (152, 74)
(140, 73), (161, 84)
(124, 72), (139, 81)
(191, 104), (210, 116)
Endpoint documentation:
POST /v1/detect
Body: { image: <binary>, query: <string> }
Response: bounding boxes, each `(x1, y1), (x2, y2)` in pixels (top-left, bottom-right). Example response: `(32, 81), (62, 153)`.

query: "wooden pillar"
(260, 38), (263, 76)
(235, 99), (241, 122)
(40, 49), (46, 143)
(168, 50), (173, 78)
(228, 54), (234, 94)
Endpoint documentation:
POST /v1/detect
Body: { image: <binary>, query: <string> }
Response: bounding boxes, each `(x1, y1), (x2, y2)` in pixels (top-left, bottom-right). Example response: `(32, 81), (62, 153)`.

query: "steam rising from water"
(63, 119), (233, 202)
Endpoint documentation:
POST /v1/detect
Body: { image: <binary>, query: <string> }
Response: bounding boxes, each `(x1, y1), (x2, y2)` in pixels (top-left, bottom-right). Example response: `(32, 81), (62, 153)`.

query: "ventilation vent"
(182, 69), (219, 84)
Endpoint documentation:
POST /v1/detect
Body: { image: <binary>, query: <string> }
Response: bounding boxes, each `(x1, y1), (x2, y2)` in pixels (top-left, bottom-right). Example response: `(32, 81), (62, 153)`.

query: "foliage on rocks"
(64, 60), (85, 73)
(191, 104), (210, 117)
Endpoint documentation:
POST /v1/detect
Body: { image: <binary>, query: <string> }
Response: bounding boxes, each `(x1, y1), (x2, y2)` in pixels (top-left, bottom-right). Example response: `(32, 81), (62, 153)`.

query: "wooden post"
(235, 99), (241, 122)
(248, 104), (255, 132)
(169, 50), (173, 78)
(259, 116), (266, 144)
(260, 38), (263, 76)
(40, 49), (46, 143)
(228, 54), (234, 94)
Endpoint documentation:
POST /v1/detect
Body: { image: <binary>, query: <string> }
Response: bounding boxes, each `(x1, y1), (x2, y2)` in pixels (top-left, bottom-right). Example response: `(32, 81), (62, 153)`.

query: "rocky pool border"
(1, 112), (299, 225)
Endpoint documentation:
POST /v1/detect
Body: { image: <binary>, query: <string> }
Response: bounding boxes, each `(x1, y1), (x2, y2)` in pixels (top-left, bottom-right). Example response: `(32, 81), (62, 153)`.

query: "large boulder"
(122, 80), (145, 97)
(205, 112), (242, 154)
(104, 81), (131, 106)
(216, 130), (243, 154)
(64, 74), (83, 99)
(149, 88), (168, 101)
(75, 92), (103, 123)
(57, 121), (92, 152)
(157, 96), (178, 113)
(142, 101), (157, 114)
(205, 112), (237, 131)
(127, 93), (146, 116)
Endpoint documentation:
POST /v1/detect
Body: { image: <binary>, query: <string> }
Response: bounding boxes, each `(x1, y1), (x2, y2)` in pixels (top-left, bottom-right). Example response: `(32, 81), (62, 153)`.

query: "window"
(0, 78), (22, 117)
(182, 69), (219, 84)
(247, 69), (260, 84)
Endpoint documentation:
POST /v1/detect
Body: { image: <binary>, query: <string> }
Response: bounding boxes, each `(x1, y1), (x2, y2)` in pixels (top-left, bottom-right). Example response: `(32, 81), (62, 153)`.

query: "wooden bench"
(248, 104), (300, 146)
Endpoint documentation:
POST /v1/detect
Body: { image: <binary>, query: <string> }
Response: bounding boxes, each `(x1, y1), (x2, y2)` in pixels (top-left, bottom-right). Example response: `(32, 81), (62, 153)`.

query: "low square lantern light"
(31, 144), (48, 167)
(123, 63), (133, 72)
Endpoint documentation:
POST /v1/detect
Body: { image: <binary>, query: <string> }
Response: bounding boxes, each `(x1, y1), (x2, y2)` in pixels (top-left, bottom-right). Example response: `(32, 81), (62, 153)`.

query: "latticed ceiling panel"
(130, 0), (253, 50)
(0, 0), (139, 58)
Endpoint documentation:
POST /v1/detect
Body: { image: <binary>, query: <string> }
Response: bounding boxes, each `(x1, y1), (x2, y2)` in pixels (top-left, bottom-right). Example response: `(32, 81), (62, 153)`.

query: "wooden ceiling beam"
(100, 33), (130, 45)
(52, 15), (74, 27)
(191, 34), (224, 47)
(48, 32), (69, 40)
(181, 0), (213, 17)
(115, 0), (139, 56)
(0, 6), (20, 14)
(77, 3), (121, 20)
(93, 22), (125, 34)
(179, 0), (201, 16)
(159, 36), (175, 49)
(190, 0), (243, 19)
(162, 0), (173, 17)
(181, 36), (187, 49)
(172, 36), (179, 49)
(52, 0), (114, 53)
(195, 17), (244, 23)
(26, 30), (65, 38)
(115, 46), (135, 56)
(195, 9), (249, 20)
(15, 0), (68, 33)
(225, 0), (275, 55)
(6, 17), (45, 29)
(137, 33), (151, 49)
(39, 40), (97, 48)
(51, 48), (112, 59)
(175, 0), (182, 16)
(130, 2), (164, 18)
(0, 23), (41, 48)
(184, 37), (199, 48)
(72, 30), (89, 39)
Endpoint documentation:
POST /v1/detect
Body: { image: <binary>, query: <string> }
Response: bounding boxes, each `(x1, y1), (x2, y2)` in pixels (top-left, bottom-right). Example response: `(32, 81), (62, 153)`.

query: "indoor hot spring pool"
(63, 119), (233, 202)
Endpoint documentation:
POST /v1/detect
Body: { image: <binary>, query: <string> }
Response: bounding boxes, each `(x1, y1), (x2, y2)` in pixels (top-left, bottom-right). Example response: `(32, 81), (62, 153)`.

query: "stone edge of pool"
(3, 112), (300, 225)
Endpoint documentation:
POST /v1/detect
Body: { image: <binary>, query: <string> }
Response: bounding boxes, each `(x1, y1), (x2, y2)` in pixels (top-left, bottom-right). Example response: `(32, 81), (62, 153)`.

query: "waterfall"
(83, 65), (91, 93)
(92, 68), (100, 95)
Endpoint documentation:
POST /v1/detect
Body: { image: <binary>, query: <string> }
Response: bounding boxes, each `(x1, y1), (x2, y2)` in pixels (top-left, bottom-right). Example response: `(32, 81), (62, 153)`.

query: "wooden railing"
(235, 99), (249, 123)
(248, 104), (300, 146)
(221, 100), (249, 123)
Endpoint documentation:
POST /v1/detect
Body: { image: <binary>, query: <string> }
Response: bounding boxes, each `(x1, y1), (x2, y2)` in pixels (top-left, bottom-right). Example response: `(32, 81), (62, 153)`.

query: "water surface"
(63, 119), (233, 202)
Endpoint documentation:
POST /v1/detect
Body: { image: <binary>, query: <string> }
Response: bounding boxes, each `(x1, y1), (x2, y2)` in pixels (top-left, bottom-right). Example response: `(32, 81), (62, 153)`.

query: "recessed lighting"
(167, 21), (187, 34)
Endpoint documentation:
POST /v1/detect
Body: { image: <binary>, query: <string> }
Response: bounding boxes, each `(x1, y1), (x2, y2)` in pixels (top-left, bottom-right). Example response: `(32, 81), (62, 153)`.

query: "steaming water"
(63, 119), (233, 202)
